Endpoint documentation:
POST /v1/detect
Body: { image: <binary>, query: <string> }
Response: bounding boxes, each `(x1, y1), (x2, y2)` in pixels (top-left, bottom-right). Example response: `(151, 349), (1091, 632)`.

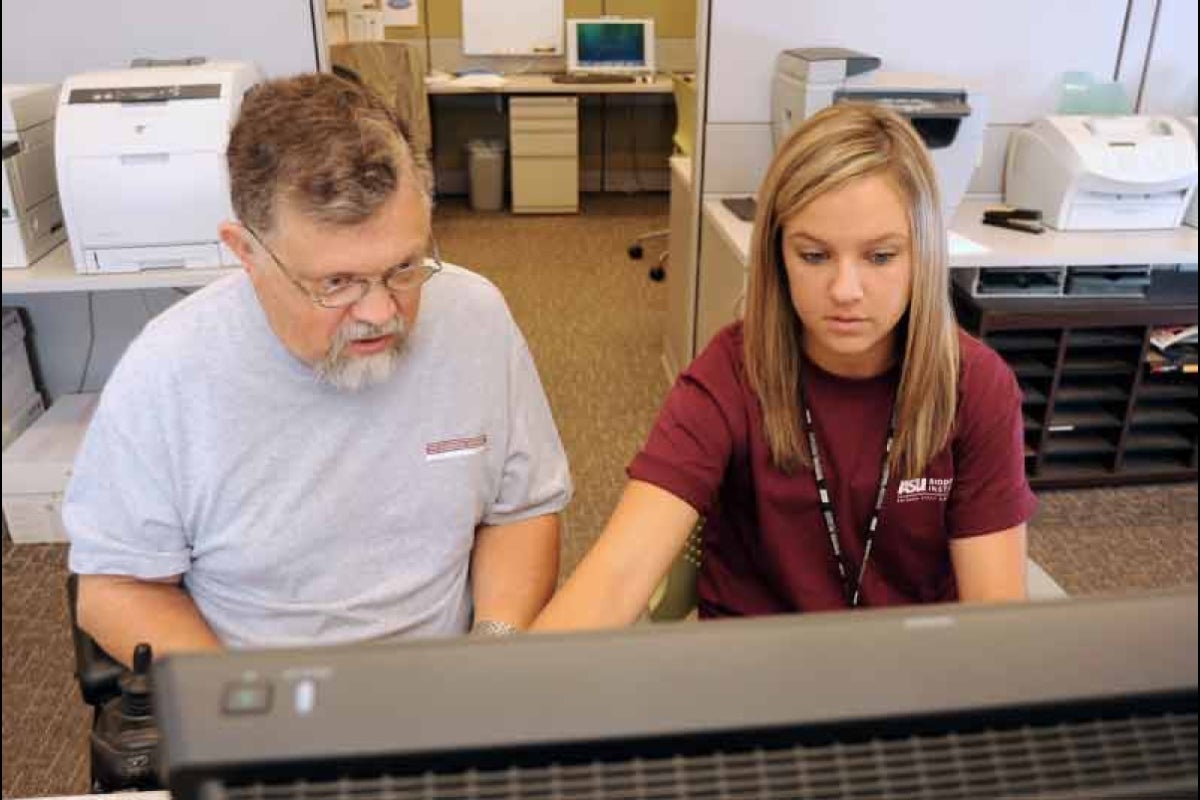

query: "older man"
(65, 73), (571, 666)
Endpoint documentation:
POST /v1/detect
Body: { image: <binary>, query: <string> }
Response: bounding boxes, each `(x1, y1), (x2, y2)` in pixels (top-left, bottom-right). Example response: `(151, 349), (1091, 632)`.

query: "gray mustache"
(340, 317), (406, 343)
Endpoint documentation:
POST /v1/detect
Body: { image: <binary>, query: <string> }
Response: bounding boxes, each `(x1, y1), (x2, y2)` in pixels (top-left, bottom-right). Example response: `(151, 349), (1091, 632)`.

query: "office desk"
(427, 75), (676, 209)
(691, 197), (1200, 371)
(1, 243), (237, 296)
(703, 197), (1200, 273)
(425, 74), (674, 97)
(2, 244), (238, 403)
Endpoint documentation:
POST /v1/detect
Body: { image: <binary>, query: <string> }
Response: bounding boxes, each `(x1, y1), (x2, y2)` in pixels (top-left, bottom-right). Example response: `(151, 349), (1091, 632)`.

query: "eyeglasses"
(243, 225), (443, 309)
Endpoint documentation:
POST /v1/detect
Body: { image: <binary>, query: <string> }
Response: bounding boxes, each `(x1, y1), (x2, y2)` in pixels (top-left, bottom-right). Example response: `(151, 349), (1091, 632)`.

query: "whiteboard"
(462, 0), (564, 56)
(1, 0), (325, 85)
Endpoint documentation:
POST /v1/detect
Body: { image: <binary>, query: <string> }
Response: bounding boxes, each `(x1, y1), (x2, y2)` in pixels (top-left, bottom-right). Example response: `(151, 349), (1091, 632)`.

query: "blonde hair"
(743, 103), (960, 479)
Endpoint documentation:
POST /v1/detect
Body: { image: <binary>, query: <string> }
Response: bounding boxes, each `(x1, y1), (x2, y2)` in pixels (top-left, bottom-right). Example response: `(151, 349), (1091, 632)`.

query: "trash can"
(467, 139), (506, 211)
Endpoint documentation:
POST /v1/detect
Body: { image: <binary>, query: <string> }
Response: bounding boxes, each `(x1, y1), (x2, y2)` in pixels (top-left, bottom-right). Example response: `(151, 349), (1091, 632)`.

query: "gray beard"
(314, 316), (408, 391)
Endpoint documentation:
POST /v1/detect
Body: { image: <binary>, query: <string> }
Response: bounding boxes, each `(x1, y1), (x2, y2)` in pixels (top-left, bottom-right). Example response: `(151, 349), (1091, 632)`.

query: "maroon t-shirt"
(628, 323), (1037, 617)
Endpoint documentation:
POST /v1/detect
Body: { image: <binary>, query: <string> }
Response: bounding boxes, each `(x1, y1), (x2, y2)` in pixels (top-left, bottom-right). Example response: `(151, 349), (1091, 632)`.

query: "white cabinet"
(510, 97), (578, 214)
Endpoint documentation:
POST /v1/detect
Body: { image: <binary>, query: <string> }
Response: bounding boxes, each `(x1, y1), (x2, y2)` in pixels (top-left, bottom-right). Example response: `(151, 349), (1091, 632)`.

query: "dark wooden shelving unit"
(1059, 357), (1138, 375)
(1010, 356), (1057, 378)
(1054, 383), (1129, 403)
(1048, 408), (1124, 429)
(1132, 406), (1199, 426)
(954, 280), (1197, 488)
(1066, 330), (1145, 348)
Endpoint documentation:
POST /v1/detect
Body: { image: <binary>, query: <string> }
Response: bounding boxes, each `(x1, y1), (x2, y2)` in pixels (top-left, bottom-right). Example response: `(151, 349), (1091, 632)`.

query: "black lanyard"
(800, 380), (897, 608)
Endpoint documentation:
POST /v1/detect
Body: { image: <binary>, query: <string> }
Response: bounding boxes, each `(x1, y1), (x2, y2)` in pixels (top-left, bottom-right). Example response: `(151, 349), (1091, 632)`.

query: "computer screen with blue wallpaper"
(568, 18), (656, 74)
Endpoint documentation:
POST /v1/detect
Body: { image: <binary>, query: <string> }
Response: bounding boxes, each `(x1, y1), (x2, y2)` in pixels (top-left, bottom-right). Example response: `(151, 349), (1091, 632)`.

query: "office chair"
(67, 574), (163, 792)
(628, 74), (697, 282)
(67, 573), (125, 711)
(330, 41), (436, 196)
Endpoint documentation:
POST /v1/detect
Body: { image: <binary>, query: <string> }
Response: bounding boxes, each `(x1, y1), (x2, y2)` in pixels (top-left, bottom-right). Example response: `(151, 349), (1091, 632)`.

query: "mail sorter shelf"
(1132, 406), (1199, 426)
(953, 282), (1198, 488)
(987, 332), (1060, 352)
(957, 266), (1156, 300)
(1128, 371), (1199, 472)
(1066, 329), (1146, 349)
(1139, 380), (1200, 401)
(1047, 408), (1124, 430)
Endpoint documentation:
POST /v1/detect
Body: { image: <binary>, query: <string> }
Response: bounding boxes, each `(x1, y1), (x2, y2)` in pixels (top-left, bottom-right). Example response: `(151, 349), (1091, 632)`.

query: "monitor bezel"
(566, 18), (656, 75)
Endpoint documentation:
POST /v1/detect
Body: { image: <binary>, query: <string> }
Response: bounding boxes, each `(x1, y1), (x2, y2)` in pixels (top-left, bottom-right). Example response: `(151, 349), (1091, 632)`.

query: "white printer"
(772, 48), (988, 218)
(56, 61), (261, 274)
(2, 85), (67, 268)
(1183, 116), (1198, 228)
(1005, 116), (1197, 231)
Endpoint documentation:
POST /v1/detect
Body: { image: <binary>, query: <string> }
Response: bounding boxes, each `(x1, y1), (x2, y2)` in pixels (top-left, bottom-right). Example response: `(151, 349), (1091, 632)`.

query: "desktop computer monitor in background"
(567, 18), (656, 75)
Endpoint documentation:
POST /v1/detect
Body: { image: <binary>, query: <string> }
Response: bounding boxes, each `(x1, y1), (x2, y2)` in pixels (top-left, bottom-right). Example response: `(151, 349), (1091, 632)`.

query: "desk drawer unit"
(510, 97), (578, 214)
(510, 96), (578, 120)
(510, 131), (577, 158)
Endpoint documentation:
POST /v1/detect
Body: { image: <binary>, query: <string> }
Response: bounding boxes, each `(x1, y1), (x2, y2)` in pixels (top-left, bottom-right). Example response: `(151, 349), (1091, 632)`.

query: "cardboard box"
(2, 392), (98, 543)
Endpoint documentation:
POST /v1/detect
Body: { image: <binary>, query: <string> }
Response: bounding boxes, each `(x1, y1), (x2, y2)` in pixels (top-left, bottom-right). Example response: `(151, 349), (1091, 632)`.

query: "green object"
(1058, 71), (1132, 115)
(648, 523), (703, 622)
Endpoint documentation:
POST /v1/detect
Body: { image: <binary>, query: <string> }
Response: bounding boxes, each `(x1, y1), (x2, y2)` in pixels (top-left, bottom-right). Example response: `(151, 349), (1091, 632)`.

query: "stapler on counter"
(982, 207), (1044, 235)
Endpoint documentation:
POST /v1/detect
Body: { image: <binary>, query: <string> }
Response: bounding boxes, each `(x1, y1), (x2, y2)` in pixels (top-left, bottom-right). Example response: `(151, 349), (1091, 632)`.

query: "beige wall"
(382, 0), (694, 39)
(605, 0), (695, 37)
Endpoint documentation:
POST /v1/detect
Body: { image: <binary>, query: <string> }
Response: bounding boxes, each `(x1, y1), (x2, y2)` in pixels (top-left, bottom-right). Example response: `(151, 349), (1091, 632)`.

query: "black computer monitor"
(154, 589), (1198, 799)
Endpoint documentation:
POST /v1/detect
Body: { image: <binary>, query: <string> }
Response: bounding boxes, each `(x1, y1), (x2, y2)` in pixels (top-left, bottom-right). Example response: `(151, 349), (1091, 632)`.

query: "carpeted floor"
(3, 194), (1196, 797)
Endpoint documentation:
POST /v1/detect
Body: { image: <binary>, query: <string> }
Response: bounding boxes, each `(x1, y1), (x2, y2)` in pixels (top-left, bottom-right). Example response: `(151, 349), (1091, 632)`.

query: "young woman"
(534, 103), (1037, 630)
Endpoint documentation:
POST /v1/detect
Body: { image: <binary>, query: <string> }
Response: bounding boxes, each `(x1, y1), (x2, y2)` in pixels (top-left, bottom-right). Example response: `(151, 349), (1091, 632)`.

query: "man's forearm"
(76, 574), (223, 668)
(471, 514), (561, 630)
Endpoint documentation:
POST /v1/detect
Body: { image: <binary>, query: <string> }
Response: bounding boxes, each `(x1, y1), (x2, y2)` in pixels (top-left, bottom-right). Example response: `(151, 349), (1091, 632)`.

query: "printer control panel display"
(68, 84), (222, 104)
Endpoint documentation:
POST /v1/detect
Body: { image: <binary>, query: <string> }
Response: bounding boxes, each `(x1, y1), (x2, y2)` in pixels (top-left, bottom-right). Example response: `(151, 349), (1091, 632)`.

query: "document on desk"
(948, 231), (989, 258)
(447, 74), (509, 89)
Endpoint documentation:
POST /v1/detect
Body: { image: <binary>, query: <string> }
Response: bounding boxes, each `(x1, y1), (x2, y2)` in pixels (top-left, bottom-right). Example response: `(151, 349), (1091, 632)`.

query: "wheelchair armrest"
(66, 574), (127, 708)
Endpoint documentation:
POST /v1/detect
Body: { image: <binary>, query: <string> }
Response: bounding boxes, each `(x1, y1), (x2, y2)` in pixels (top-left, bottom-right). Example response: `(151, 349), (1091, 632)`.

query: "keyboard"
(550, 73), (637, 85)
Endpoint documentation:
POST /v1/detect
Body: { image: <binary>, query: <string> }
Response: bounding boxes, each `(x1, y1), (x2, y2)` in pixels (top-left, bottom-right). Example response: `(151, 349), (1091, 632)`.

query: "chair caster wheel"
(649, 267), (666, 282)
(628, 244), (644, 260)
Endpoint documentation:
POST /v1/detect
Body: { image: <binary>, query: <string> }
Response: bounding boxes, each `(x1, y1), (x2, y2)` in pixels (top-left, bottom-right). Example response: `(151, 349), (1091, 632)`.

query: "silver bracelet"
(471, 619), (520, 637)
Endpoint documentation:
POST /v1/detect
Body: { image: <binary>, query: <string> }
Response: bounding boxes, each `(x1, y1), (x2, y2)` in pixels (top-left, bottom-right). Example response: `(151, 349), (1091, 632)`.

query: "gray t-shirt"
(64, 265), (572, 648)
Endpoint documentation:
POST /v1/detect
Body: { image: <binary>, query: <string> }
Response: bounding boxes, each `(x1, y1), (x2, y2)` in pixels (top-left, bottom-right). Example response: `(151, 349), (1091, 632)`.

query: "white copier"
(772, 48), (988, 218)
(56, 60), (261, 274)
(1183, 116), (1198, 228)
(1005, 116), (1197, 231)
(2, 84), (67, 268)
